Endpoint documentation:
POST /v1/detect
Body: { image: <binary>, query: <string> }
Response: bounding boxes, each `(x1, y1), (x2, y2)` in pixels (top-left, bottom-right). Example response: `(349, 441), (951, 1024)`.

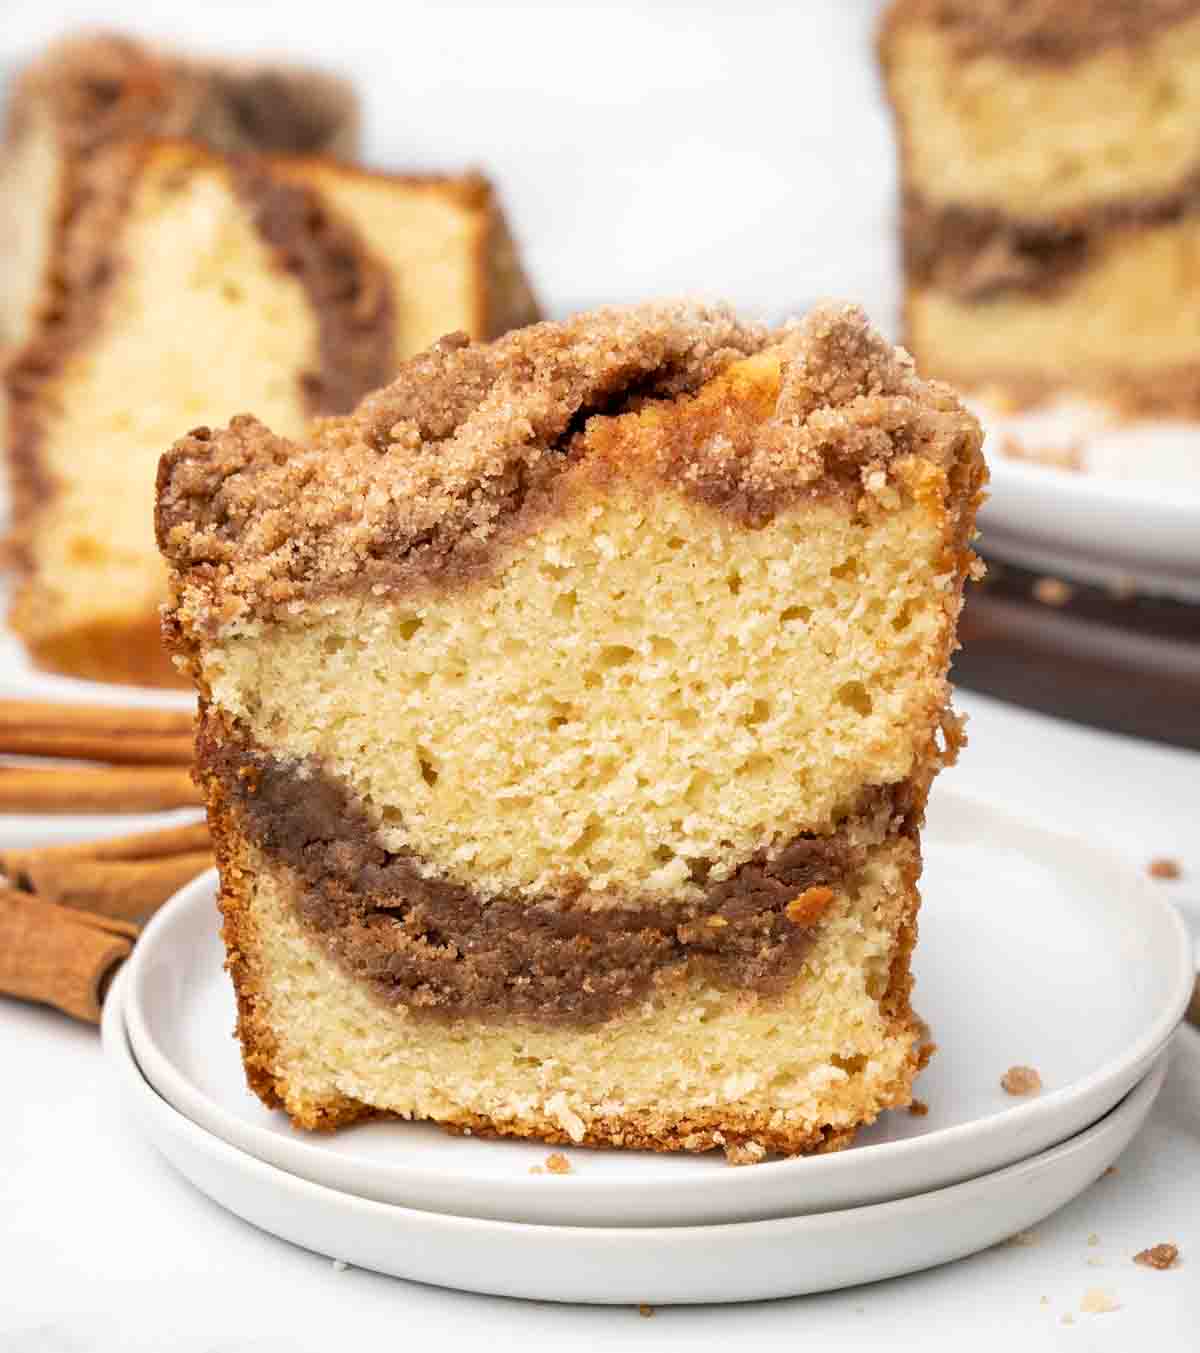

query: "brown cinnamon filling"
(903, 175), (1200, 300)
(228, 162), (395, 416)
(204, 728), (917, 1025)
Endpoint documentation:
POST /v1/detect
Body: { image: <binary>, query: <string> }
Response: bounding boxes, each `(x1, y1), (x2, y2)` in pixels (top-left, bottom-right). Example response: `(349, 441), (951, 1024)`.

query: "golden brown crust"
(474, 177), (541, 338)
(14, 609), (184, 689)
(879, 0), (1200, 64)
(156, 303), (984, 633)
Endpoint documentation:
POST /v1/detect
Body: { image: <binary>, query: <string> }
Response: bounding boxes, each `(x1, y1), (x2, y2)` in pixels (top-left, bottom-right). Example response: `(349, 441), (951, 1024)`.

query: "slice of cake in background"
(879, 0), (1200, 415)
(157, 302), (985, 1156)
(6, 139), (538, 687)
(0, 31), (360, 355)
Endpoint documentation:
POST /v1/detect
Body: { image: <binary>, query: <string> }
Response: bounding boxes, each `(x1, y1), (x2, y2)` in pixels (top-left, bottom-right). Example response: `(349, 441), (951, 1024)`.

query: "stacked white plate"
(103, 790), (1194, 1304)
(976, 401), (1200, 600)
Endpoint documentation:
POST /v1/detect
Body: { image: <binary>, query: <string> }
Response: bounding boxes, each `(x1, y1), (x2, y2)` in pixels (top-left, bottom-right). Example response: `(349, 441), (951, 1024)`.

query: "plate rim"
(106, 964), (1170, 1238)
(104, 977), (1171, 1306)
(120, 788), (1194, 1222)
(987, 448), (1200, 516)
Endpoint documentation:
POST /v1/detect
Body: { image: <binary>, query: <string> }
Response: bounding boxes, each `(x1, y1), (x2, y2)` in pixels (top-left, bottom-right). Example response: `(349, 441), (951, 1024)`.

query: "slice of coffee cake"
(880, 0), (1200, 413)
(0, 31), (359, 354)
(7, 140), (537, 687)
(158, 303), (985, 1156)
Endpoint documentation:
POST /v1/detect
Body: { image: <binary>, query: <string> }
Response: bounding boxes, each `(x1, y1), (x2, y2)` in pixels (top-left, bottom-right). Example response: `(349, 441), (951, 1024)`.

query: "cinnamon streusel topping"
(157, 302), (981, 626)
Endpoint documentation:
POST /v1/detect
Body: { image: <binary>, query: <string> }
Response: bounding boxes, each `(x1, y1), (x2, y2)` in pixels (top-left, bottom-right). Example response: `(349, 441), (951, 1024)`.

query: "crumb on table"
(545, 1152), (572, 1175)
(1001, 1065), (1042, 1096)
(1032, 576), (1074, 607)
(908, 1098), (929, 1117)
(1080, 1288), (1120, 1314)
(1148, 857), (1182, 880)
(1134, 1243), (1180, 1270)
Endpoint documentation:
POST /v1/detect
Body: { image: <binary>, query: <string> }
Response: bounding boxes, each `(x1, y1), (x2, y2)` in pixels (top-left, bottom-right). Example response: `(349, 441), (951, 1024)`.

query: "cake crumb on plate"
(1133, 1243), (1179, 1270)
(545, 1152), (572, 1175)
(1001, 1065), (1042, 1096)
(725, 1140), (767, 1167)
(908, 1098), (929, 1117)
(638, 1304), (655, 1318)
(1148, 857), (1182, 880)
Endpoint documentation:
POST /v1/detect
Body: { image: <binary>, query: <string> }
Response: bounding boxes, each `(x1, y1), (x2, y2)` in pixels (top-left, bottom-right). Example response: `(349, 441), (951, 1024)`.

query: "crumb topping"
(1001, 1065), (1042, 1096)
(157, 301), (983, 627)
(884, 1), (1200, 63)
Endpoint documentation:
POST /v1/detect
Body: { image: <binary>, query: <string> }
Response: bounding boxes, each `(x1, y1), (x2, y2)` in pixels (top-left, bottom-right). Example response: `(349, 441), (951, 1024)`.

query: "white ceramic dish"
(104, 975), (1168, 1306)
(977, 404), (1200, 600)
(122, 791), (1193, 1228)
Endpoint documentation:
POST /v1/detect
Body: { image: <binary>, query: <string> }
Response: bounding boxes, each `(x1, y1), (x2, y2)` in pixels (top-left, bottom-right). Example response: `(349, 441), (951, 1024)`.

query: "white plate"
(977, 404), (1200, 600)
(122, 791), (1193, 1228)
(104, 976), (1169, 1306)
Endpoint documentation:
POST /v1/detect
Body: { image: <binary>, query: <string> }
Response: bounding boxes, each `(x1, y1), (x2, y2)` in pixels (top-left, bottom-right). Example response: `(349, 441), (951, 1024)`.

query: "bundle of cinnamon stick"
(0, 699), (212, 1024)
(0, 699), (202, 812)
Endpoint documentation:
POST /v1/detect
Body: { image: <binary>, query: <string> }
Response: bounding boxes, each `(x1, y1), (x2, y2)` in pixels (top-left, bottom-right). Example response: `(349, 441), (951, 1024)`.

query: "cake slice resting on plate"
(157, 303), (985, 1157)
(0, 30), (360, 354)
(880, 0), (1200, 414)
(7, 139), (537, 687)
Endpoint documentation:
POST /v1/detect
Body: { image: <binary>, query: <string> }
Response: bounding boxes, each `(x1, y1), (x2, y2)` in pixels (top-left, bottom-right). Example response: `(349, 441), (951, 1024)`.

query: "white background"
(2, 1), (901, 327)
(1, 4), (1198, 1349)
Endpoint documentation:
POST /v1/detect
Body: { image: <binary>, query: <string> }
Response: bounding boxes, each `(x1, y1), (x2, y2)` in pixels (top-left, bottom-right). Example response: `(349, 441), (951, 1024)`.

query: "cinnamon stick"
(0, 888), (137, 1023)
(0, 764), (201, 813)
(0, 699), (194, 764)
(7, 850), (213, 921)
(0, 820), (210, 876)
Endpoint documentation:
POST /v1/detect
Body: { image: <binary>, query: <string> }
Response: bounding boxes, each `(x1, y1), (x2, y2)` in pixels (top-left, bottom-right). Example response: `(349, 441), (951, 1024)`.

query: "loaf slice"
(880, 0), (1200, 413)
(7, 139), (537, 686)
(0, 31), (359, 354)
(158, 303), (985, 1156)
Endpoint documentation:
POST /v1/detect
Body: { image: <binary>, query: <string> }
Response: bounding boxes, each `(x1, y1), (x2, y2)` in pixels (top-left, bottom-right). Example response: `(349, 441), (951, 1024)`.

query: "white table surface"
(2, 2), (1198, 1346)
